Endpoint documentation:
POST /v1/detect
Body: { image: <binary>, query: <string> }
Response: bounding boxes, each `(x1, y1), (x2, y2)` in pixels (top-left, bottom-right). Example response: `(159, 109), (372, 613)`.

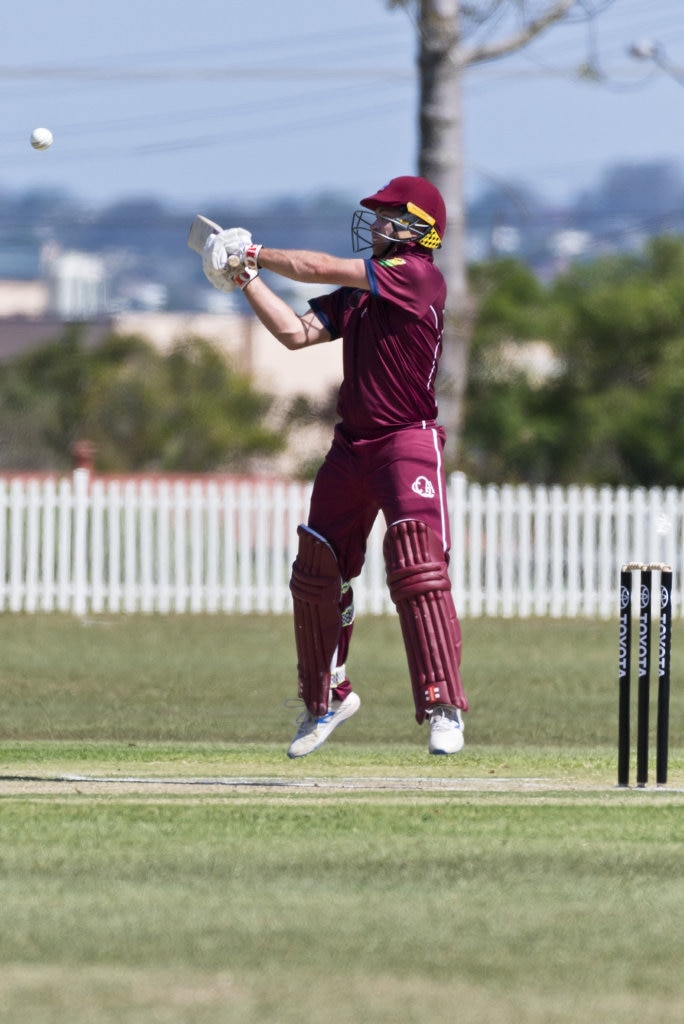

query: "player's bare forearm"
(242, 277), (331, 350)
(258, 248), (369, 290)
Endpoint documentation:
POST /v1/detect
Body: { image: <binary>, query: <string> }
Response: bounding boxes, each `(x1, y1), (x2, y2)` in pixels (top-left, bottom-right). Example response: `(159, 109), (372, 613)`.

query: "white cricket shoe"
(428, 705), (465, 755)
(287, 692), (361, 758)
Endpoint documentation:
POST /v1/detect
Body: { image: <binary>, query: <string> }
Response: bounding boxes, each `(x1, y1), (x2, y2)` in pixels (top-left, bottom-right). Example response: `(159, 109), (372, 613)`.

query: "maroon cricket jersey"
(308, 249), (446, 436)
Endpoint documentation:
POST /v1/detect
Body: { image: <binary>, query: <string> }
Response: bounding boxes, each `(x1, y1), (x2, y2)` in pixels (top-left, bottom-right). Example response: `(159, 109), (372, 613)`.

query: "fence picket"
(73, 469), (89, 616)
(237, 482), (251, 613)
(107, 481), (122, 613)
(205, 482), (220, 615)
(189, 482), (204, 614)
(173, 481), (188, 614)
(533, 486), (549, 617)
(566, 485), (580, 618)
(157, 481), (172, 615)
(140, 480), (155, 614)
(469, 484), (484, 617)
(254, 482), (270, 614)
(91, 479), (105, 613)
(485, 485), (499, 617)
(500, 485), (515, 618)
(57, 477), (72, 613)
(40, 479), (56, 612)
(518, 485), (532, 619)
(9, 479), (25, 613)
(25, 478), (40, 613)
(270, 483), (287, 614)
(123, 480), (138, 615)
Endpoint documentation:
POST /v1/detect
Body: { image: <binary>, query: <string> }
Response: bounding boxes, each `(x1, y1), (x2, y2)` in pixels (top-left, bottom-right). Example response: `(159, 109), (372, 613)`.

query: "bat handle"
(227, 255), (241, 268)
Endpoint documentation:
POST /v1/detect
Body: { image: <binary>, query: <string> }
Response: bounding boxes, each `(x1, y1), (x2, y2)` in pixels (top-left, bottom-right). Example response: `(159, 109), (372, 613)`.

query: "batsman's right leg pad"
(384, 519), (468, 724)
(289, 525), (343, 716)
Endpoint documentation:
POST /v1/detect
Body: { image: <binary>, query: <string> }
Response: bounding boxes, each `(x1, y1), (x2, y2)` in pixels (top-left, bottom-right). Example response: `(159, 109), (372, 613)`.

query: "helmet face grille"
(351, 209), (374, 252)
(351, 208), (442, 253)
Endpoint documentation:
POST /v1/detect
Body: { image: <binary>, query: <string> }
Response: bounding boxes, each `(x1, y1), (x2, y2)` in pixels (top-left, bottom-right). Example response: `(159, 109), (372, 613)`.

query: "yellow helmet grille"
(419, 226), (442, 250)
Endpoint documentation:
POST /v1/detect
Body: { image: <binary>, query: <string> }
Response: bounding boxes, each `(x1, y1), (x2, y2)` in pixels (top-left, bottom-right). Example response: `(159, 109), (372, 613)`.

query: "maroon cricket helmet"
(360, 175), (447, 244)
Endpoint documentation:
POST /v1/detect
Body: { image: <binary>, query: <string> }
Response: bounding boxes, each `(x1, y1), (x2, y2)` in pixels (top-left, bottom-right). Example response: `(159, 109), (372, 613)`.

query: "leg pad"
(289, 525), (342, 715)
(384, 519), (468, 723)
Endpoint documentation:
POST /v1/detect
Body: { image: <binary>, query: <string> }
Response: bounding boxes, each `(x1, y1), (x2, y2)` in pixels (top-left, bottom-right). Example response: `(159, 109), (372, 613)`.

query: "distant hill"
(2, 158), (684, 312)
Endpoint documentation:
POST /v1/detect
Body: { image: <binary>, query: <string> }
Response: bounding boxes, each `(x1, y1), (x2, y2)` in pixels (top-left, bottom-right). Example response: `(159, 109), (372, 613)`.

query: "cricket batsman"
(200, 175), (469, 756)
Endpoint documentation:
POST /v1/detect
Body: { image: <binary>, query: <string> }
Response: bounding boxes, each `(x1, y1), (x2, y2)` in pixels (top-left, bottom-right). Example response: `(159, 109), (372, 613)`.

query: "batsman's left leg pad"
(289, 525), (343, 716)
(384, 519), (468, 723)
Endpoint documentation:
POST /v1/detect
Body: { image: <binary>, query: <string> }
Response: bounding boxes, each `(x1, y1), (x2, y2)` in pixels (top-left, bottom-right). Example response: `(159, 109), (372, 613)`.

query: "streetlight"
(629, 39), (662, 62)
(628, 38), (684, 86)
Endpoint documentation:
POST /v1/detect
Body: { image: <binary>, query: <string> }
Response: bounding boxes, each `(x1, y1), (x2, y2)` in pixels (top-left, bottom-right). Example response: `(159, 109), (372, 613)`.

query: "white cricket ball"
(30, 127), (53, 150)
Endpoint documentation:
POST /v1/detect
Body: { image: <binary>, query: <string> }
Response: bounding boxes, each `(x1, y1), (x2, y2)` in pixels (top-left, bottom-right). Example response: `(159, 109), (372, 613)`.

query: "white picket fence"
(0, 470), (682, 618)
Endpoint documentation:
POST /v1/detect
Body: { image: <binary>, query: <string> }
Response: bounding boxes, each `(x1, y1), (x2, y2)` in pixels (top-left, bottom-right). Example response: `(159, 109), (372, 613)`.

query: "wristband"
(243, 243), (262, 271)
(234, 265), (259, 291)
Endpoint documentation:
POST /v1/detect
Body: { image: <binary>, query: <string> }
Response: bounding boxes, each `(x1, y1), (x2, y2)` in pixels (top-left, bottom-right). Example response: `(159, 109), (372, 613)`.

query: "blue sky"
(1, 0), (683, 209)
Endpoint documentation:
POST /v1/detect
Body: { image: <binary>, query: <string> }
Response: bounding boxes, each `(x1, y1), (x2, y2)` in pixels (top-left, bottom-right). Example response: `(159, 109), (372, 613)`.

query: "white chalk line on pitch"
(0, 774), (682, 794)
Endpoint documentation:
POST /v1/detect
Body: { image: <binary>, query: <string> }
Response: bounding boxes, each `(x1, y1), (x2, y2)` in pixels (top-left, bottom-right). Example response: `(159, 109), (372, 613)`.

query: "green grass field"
(0, 613), (683, 1024)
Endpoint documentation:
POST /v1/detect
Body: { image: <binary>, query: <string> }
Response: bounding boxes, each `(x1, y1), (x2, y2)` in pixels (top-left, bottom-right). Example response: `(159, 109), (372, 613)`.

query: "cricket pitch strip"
(1, 773), (683, 798)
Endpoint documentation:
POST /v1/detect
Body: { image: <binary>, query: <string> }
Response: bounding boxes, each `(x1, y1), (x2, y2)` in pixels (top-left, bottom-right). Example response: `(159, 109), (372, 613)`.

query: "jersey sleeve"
(308, 289), (353, 341)
(365, 254), (439, 318)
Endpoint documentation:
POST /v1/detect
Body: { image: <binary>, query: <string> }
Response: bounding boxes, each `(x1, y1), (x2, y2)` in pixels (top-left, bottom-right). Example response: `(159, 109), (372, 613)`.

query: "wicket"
(618, 562), (672, 787)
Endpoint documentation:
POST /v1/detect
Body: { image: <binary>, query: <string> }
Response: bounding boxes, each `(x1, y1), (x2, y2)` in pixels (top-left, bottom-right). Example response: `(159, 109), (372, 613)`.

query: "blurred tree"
(463, 258), (578, 482)
(551, 236), (684, 484)
(159, 337), (283, 471)
(463, 238), (684, 486)
(0, 330), (285, 472)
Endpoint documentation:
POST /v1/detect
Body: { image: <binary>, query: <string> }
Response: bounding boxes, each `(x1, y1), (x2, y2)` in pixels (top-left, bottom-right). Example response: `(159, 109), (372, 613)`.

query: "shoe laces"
(430, 706), (461, 729)
(284, 698), (312, 729)
(284, 698), (305, 713)
(287, 698), (338, 733)
(285, 697), (338, 738)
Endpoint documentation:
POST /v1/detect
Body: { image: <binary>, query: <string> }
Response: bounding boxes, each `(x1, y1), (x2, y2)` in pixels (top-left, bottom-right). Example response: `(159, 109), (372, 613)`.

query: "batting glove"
(202, 230), (243, 292)
(202, 263), (238, 293)
(202, 229), (262, 291)
(203, 227), (251, 271)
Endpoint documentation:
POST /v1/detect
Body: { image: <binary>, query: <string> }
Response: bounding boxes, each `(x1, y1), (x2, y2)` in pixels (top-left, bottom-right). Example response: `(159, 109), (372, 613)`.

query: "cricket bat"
(187, 214), (222, 253)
